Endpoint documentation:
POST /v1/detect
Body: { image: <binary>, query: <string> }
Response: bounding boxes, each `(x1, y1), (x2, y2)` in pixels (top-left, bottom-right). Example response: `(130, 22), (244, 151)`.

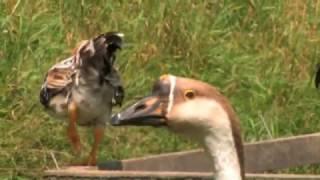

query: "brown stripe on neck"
(229, 113), (244, 179)
(217, 94), (244, 179)
(202, 84), (244, 179)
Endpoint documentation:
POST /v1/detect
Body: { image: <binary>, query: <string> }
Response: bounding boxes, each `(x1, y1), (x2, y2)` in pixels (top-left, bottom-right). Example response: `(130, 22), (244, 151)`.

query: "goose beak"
(111, 96), (166, 127)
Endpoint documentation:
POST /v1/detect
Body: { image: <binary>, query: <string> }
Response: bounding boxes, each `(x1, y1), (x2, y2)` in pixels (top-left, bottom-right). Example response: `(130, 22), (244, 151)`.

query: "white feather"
(167, 75), (176, 113)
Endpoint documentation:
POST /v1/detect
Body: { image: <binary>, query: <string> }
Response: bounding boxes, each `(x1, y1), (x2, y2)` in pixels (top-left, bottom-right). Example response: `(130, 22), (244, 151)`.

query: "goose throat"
(204, 130), (242, 180)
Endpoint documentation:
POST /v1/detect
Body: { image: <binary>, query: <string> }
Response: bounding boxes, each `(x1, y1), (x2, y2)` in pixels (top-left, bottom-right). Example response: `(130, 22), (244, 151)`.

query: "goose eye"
(184, 90), (195, 100)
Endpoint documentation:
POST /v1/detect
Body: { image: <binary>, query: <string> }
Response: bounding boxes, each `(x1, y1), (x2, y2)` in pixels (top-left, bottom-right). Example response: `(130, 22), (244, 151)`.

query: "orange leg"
(86, 126), (105, 166)
(67, 101), (81, 154)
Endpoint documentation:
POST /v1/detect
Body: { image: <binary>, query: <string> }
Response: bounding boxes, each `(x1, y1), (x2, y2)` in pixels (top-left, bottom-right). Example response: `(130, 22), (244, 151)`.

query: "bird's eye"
(184, 89), (195, 100)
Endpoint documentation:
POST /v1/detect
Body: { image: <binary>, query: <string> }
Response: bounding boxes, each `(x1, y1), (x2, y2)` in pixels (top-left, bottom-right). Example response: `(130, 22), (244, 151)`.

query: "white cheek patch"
(167, 75), (176, 113)
(174, 99), (230, 127)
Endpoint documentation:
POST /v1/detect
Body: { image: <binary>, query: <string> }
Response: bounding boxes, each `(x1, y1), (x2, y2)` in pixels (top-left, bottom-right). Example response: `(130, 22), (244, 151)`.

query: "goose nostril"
(134, 104), (146, 112)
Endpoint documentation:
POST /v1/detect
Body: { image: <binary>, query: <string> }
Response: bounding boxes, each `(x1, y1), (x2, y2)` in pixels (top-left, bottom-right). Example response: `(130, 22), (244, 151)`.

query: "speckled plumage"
(39, 32), (124, 165)
(40, 32), (124, 126)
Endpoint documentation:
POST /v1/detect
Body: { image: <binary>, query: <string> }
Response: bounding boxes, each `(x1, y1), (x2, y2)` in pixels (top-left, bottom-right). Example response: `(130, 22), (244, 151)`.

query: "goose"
(111, 75), (244, 180)
(40, 32), (124, 166)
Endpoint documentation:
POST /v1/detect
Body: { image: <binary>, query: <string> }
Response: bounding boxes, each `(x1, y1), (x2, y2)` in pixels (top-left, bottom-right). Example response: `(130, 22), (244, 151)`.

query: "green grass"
(1, 0), (320, 178)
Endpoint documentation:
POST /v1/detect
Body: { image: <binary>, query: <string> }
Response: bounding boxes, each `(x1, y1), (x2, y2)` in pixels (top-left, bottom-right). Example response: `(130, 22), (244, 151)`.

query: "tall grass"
(1, 0), (320, 178)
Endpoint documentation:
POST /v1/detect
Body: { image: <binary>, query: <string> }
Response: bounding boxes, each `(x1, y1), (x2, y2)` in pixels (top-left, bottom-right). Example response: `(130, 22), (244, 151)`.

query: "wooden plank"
(44, 167), (320, 180)
(246, 174), (320, 180)
(98, 133), (320, 173)
(103, 149), (211, 172)
(245, 133), (320, 172)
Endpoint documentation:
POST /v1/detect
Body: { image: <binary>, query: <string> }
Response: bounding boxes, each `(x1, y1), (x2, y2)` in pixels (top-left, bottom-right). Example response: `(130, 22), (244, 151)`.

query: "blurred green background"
(1, 0), (320, 179)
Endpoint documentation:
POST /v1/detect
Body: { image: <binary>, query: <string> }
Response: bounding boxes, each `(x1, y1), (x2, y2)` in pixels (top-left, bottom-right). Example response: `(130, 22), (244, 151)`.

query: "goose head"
(112, 75), (244, 180)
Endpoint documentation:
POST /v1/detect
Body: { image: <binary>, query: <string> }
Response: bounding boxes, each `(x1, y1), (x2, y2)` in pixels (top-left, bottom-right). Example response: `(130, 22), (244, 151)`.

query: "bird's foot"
(71, 141), (82, 155)
(69, 157), (96, 167)
(85, 152), (97, 166)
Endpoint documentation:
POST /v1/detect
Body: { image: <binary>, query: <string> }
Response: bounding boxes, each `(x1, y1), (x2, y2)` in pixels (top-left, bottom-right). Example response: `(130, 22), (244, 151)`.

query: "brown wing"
(40, 57), (75, 107)
(46, 57), (74, 89)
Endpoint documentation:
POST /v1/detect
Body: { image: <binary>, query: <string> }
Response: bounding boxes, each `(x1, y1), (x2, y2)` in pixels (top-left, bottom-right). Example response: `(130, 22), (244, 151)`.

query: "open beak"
(111, 95), (167, 127)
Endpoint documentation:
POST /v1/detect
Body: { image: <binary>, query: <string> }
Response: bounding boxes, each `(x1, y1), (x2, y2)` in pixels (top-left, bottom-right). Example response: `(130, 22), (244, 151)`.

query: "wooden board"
(245, 133), (320, 172)
(44, 167), (320, 180)
(98, 133), (320, 173)
(44, 133), (320, 179)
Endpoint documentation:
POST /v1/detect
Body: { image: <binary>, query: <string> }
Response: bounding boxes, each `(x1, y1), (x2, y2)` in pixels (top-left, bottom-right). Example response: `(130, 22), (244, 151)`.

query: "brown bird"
(40, 32), (124, 166)
(112, 75), (244, 180)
